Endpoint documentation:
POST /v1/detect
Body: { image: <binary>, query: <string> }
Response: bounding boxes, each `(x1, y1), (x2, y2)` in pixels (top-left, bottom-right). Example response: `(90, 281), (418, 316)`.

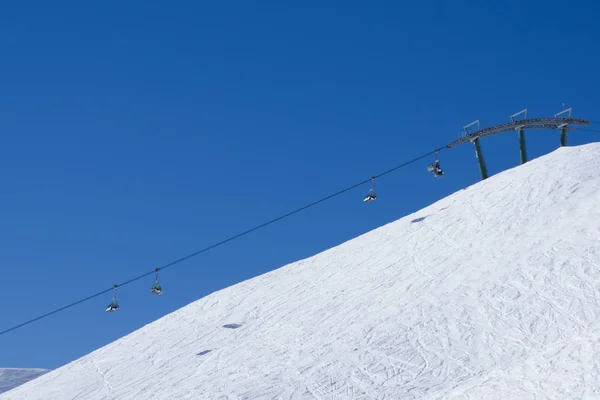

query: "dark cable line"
(0, 146), (445, 338)
(578, 127), (600, 133)
(0, 288), (115, 337)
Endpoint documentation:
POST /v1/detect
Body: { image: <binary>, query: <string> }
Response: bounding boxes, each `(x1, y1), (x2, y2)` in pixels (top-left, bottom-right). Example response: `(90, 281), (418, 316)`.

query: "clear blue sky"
(1, 1), (599, 369)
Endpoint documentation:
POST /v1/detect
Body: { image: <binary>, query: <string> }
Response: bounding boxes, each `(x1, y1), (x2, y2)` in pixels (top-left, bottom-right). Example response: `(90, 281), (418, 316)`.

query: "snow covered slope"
(5, 143), (600, 400)
(0, 369), (48, 395)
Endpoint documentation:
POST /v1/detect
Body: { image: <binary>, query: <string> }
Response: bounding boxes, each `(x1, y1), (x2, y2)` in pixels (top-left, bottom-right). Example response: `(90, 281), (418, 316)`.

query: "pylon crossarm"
(447, 117), (590, 148)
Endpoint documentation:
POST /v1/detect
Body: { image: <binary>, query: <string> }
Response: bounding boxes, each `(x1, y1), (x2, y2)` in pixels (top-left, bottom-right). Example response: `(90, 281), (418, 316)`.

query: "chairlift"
(151, 268), (163, 296)
(363, 176), (377, 203)
(106, 284), (119, 312)
(427, 150), (444, 177)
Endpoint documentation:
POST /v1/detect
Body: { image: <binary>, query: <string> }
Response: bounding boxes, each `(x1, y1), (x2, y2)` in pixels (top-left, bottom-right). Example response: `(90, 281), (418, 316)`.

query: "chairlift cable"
(0, 145), (446, 337)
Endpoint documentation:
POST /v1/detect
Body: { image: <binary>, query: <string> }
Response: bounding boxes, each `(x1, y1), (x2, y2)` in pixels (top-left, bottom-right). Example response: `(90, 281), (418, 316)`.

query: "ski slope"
(0, 369), (48, 395)
(4, 143), (600, 399)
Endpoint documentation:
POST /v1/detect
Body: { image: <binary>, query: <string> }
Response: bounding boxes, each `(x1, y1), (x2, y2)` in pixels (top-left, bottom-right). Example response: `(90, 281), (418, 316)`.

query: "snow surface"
(4, 143), (600, 399)
(0, 369), (48, 395)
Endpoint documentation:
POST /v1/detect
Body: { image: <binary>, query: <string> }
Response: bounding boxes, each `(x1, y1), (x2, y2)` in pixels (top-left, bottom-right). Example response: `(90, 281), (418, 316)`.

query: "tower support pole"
(518, 128), (527, 164)
(560, 126), (568, 147)
(473, 137), (488, 180)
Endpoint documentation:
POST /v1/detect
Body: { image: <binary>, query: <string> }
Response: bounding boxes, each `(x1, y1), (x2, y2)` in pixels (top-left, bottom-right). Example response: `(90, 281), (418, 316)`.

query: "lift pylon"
(463, 120), (488, 181)
(555, 108), (572, 147)
(510, 109), (528, 164)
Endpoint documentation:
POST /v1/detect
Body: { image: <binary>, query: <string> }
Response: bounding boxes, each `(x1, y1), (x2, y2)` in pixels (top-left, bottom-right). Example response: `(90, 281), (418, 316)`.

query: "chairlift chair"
(427, 160), (443, 177)
(151, 268), (163, 295)
(427, 151), (444, 177)
(363, 190), (377, 203)
(151, 282), (163, 296)
(363, 176), (377, 203)
(106, 301), (119, 312)
(106, 285), (120, 312)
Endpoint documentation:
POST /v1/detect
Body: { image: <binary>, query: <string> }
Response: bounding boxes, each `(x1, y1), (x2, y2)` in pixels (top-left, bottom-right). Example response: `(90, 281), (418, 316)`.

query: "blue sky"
(1, 1), (599, 369)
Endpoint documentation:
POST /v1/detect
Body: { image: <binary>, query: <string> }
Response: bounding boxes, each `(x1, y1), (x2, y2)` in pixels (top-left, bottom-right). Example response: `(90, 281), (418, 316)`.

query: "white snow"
(4, 143), (600, 399)
(0, 369), (48, 395)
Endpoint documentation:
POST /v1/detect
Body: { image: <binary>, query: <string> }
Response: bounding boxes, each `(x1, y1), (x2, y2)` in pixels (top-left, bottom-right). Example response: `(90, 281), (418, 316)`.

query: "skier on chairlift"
(427, 151), (444, 177)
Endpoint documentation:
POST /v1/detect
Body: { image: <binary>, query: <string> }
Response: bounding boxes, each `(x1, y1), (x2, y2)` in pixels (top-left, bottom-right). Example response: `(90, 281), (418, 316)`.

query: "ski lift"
(106, 284), (119, 312)
(151, 268), (163, 296)
(427, 150), (444, 177)
(363, 176), (377, 203)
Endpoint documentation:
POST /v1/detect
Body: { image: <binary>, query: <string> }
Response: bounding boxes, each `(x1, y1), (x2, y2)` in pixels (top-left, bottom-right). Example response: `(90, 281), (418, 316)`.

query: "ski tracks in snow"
(91, 359), (113, 393)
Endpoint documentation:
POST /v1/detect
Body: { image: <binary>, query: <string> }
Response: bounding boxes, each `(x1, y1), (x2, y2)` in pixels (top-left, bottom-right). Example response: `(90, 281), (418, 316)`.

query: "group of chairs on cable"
(363, 150), (443, 203)
(106, 268), (163, 312)
(106, 152), (443, 311)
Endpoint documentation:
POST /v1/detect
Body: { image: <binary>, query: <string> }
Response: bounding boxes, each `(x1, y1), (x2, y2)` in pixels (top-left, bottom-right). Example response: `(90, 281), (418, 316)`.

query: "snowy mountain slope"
(0, 370), (48, 395)
(4, 143), (600, 400)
